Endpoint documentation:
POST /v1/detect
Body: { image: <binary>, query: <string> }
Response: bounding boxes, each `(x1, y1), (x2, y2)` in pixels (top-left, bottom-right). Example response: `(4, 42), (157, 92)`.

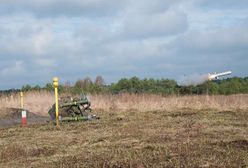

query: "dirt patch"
(0, 108), (35, 119)
(219, 110), (237, 114)
(0, 108), (49, 128)
(226, 140), (248, 150)
(0, 145), (56, 163)
(165, 111), (197, 118)
(215, 140), (248, 150)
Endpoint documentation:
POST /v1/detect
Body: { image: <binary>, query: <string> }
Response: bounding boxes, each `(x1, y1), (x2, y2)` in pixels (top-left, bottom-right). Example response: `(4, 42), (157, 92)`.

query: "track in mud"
(0, 108), (49, 128)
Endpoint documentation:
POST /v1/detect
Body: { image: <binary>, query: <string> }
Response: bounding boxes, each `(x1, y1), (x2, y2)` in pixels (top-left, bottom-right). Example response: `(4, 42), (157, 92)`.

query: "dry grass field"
(0, 92), (247, 167)
(1, 91), (248, 114)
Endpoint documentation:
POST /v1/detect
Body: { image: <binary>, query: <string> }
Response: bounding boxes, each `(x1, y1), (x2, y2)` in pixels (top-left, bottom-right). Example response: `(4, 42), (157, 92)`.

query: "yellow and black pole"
(53, 77), (59, 127)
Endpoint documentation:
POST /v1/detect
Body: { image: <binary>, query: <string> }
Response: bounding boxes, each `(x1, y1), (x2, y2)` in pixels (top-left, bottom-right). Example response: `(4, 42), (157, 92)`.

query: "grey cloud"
(194, 0), (248, 9)
(0, 26), (52, 57)
(121, 11), (188, 39)
(0, 0), (125, 17)
(163, 20), (248, 77)
(0, 0), (248, 89)
(126, 0), (183, 14)
(0, 61), (25, 77)
(170, 22), (248, 56)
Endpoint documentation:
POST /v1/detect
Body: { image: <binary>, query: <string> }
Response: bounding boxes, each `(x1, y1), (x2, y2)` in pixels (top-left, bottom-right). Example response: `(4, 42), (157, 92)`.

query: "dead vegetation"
(0, 92), (247, 167)
(0, 91), (248, 116)
(0, 108), (247, 167)
(0, 91), (54, 116)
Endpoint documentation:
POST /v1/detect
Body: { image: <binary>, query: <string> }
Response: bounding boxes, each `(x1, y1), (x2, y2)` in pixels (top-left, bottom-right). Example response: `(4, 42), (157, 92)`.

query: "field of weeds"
(0, 92), (247, 167)
(1, 91), (248, 114)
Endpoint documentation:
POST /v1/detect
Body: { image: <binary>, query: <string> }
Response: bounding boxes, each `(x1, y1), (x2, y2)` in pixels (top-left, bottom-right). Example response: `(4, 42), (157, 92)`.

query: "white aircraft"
(208, 71), (232, 81)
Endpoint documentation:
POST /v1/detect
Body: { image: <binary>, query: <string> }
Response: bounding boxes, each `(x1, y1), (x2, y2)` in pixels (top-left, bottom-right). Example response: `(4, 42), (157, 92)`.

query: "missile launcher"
(48, 93), (99, 122)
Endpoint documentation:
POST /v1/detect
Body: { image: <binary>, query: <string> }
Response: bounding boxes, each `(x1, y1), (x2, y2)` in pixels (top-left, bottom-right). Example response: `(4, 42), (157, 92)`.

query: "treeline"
(17, 76), (248, 95)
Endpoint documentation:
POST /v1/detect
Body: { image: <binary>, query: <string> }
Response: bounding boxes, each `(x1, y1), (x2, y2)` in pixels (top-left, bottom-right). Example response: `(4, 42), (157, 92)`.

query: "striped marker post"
(21, 110), (27, 127)
(20, 91), (27, 127)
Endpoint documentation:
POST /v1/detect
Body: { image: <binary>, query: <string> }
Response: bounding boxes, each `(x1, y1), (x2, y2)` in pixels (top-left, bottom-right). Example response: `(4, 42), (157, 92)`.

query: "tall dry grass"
(92, 93), (248, 112)
(0, 91), (54, 116)
(0, 91), (248, 116)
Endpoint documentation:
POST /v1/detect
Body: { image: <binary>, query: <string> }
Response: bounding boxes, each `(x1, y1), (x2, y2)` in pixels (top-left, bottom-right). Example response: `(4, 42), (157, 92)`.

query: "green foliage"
(178, 77), (248, 95)
(218, 77), (244, 95)
(110, 77), (178, 94)
(44, 83), (53, 92)
(19, 76), (248, 95)
(21, 84), (32, 91)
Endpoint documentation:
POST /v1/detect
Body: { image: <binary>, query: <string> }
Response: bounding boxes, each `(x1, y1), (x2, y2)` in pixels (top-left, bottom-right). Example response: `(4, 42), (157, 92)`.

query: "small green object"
(59, 116), (88, 122)
(60, 99), (91, 109)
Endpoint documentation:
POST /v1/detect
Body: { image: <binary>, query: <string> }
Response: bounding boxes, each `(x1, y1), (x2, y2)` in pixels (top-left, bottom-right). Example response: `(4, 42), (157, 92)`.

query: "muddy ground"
(0, 108), (49, 128)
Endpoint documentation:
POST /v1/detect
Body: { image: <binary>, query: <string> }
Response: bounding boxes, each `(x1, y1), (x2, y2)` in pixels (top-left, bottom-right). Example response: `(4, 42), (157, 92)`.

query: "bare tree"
(64, 81), (71, 92)
(74, 79), (84, 88)
(83, 77), (93, 87)
(94, 75), (105, 86)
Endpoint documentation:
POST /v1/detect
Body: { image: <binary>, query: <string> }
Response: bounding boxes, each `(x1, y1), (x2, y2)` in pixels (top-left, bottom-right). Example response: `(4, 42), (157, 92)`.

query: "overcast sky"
(0, 0), (248, 89)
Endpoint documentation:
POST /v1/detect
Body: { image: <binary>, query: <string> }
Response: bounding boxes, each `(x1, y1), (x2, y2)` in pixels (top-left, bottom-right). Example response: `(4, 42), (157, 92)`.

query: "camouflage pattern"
(48, 93), (96, 121)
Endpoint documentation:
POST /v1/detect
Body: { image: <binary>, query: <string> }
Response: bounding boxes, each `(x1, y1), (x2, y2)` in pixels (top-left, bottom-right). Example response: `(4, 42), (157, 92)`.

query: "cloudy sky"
(0, 0), (248, 89)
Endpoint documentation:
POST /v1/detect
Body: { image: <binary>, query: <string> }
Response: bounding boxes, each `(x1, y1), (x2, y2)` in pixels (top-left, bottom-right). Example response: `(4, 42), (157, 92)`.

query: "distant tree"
(130, 76), (143, 93)
(159, 79), (177, 94)
(94, 75), (105, 86)
(142, 78), (156, 93)
(44, 83), (53, 92)
(17, 76), (248, 95)
(110, 77), (180, 94)
(64, 81), (71, 87)
(73, 77), (94, 94)
(33, 85), (41, 90)
(63, 81), (72, 93)
(22, 84), (32, 91)
(83, 77), (93, 87)
(58, 84), (64, 92)
(219, 77), (242, 95)
(74, 79), (84, 89)
(114, 78), (132, 93)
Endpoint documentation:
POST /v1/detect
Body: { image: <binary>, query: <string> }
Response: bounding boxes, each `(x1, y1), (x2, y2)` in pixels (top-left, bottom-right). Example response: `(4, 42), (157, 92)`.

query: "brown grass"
(0, 91), (248, 116)
(92, 93), (248, 112)
(0, 91), (247, 167)
(0, 91), (54, 116)
(0, 108), (247, 167)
